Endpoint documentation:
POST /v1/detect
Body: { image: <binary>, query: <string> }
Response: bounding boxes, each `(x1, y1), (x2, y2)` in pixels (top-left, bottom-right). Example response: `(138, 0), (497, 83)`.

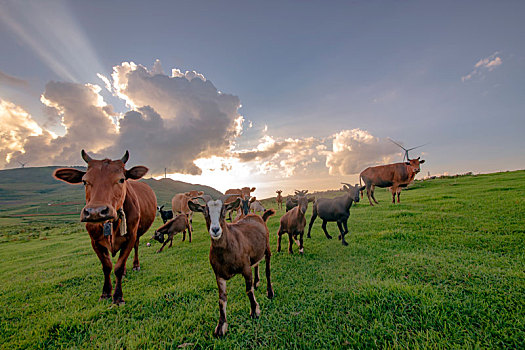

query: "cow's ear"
(405, 162), (411, 165)
(188, 200), (204, 213)
(53, 168), (85, 184)
(250, 187), (256, 192)
(126, 166), (148, 180)
(419, 159), (425, 164)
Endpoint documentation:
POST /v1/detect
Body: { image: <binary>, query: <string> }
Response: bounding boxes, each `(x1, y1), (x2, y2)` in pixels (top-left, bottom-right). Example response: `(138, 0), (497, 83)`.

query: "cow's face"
(406, 157), (425, 174)
(53, 150), (148, 223)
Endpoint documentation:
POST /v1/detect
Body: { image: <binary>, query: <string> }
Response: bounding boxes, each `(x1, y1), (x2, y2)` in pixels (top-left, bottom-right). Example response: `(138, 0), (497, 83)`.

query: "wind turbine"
(17, 161), (27, 168)
(388, 138), (428, 162)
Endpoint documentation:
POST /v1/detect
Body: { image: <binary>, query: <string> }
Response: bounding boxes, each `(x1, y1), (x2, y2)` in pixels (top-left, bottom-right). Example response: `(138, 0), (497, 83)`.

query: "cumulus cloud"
(4, 61), (243, 175)
(325, 129), (399, 175)
(462, 52), (502, 82)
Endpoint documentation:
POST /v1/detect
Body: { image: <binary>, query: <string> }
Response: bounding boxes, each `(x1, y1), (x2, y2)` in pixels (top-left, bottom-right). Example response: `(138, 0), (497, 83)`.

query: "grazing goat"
(307, 183), (365, 246)
(188, 195), (275, 337)
(276, 190), (283, 209)
(152, 214), (192, 253)
(250, 199), (266, 214)
(172, 190), (204, 229)
(157, 205), (174, 224)
(277, 190), (312, 254)
(225, 187), (255, 221)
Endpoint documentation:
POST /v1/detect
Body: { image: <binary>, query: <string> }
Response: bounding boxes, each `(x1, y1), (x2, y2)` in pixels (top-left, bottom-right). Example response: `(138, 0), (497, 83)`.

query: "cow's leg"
(277, 226), (283, 252)
(321, 220), (332, 239)
(243, 266), (260, 319)
(265, 246), (274, 299)
(366, 186), (374, 206)
(253, 263), (260, 289)
(371, 185), (379, 204)
(397, 189), (401, 203)
(391, 187), (396, 203)
(91, 240), (113, 300)
(214, 277), (228, 337)
(132, 237), (140, 271)
(113, 237), (135, 305)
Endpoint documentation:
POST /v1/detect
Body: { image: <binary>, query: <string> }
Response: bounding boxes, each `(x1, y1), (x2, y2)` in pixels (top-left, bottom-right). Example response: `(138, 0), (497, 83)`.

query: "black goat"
(157, 205), (174, 224)
(307, 183), (365, 246)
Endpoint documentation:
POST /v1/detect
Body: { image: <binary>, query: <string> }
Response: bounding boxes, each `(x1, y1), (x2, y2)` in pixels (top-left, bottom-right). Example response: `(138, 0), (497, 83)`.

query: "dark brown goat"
(188, 195), (275, 337)
(277, 190), (312, 254)
(152, 214), (192, 253)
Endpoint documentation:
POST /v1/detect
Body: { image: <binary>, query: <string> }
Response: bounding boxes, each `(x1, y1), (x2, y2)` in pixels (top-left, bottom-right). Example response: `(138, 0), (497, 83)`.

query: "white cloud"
(462, 52), (502, 82)
(326, 129), (399, 175)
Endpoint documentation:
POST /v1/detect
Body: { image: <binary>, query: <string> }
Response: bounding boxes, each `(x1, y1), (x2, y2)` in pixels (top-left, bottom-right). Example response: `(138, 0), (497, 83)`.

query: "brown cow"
(276, 190), (283, 209)
(224, 187), (255, 221)
(188, 195), (275, 337)
(53, 150), (157, 304)
(360, 157), (425, 206)
(171, 190), (204, 233)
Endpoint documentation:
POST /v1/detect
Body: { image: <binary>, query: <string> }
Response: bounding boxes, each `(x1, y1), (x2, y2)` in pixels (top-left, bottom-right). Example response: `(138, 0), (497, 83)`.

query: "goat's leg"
(168, 233), (174, 248)
(338, 221), (349, 246)
(321, 220), (332, 239)
(156, 239), (170, 253)
(337, 221), (344, 240)
(188, 223), (192, 243)
(242, 267), (260, 319)
(214, 277), (228, 337)
(253, 264), (260, 289)
(299, 230), (304, 254)
(288, 232), (294, 254)
(265, 247), (274, 299)
(307, 211), (317, 238)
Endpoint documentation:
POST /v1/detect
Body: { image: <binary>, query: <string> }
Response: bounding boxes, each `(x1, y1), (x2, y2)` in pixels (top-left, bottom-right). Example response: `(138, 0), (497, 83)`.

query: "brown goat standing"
(188, 195), (275, 337)
(276, 190), (283, 209)
(277, 190), (313, 254)
(152, 214), (192, 253)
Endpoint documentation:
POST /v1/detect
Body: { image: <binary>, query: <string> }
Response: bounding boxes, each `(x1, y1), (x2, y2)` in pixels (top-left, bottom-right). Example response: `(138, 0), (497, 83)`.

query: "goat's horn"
(194, 194), (213, 203)
(81, 149), (93, 163)
(121, 150), (129, 164)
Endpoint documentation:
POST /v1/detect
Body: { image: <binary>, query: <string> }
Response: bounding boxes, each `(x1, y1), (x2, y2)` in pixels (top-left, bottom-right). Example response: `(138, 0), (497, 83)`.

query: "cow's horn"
(81, 149), (93, 163)
(121, 150), (129, 164)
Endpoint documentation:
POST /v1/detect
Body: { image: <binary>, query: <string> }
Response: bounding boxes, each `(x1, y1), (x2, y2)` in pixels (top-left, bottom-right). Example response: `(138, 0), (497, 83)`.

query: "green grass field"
(0, 171), (524, 349)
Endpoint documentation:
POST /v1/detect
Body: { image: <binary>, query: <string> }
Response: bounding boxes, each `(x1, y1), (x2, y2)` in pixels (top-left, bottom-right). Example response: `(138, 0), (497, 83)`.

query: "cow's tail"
(359, 174), (364, 199)
(262, 209), (276, 222)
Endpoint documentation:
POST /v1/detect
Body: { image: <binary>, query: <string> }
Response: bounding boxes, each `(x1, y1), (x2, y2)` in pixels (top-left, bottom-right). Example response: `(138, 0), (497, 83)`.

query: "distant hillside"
(0, 166), (222, 224)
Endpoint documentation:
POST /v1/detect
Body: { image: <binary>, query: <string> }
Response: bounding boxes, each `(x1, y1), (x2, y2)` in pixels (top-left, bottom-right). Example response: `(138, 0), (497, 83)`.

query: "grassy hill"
(0, 170), (524, 348)
(0, 166), (222, 225)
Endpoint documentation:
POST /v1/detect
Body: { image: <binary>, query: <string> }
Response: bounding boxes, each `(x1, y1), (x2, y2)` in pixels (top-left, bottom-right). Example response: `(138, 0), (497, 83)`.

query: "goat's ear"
(188, 200), (204, 213)
(250, 197), (256, 203)
(126, 166), (148, 180)
(226, 198), (240, 211)
(360, 186), (366, 191)
(419, 159), (425, 164)
(53, 168), (85, 184)
(198, 191), (204, 196)
(159, 205), (164, 210)
(250, 187), (256, 192)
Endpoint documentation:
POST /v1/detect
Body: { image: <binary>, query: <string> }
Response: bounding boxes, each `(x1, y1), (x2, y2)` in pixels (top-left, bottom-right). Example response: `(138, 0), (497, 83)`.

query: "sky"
(1, 0), (524, 199)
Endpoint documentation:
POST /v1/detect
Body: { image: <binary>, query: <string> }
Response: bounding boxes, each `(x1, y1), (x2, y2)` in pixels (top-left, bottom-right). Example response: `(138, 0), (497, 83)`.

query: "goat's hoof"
(326, 235), (333, 239)
(214, 322), (228, 337)
(99, 293), (111, 301)
(342, 240), (349, 246)
(156, 250), (162, 253)
(251, 305), (261, 319)
(132, 266), (140, 272)
(112, 297), (125, 306)
(267, 289), (274, 299)
(307, 235), (311, 238)
(299, 248), (304, 254)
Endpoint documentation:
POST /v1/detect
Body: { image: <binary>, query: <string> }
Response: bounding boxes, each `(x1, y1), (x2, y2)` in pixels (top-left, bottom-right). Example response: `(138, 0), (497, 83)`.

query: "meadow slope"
(0, 171), (524, 349)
